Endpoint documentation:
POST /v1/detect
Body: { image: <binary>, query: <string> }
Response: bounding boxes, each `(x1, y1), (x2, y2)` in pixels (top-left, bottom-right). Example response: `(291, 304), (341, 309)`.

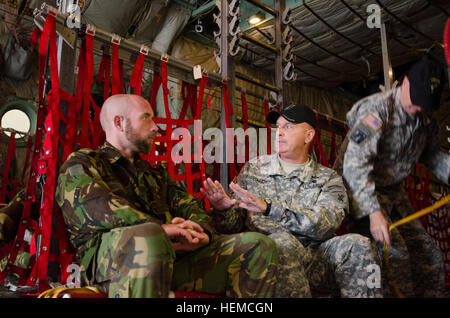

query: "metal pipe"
(380, 22), (393, 90)
(39, 3), (224, 85)
(240, 32), (278, 53)
(236, 72), (280, 93)
(244, 0), (277, 16)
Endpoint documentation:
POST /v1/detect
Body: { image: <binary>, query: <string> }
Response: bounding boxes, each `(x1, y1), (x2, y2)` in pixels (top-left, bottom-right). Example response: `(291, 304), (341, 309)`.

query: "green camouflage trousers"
(93, 222), (278, 298)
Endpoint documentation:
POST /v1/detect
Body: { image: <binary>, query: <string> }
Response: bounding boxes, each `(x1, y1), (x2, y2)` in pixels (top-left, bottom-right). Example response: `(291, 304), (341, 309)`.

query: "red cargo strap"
(97, 53), (111, 101)
(29, 26), (41, 49)
(221, 81), (237, 181)
(111, 40), (122, 95)
(20, 135), (33, 187)
(444, 18), (450, 66)
(240, 92), (250, 164)
(150, 72), (162, 112)
(129, 49), (147, 96)
(314, 113), (330, 167)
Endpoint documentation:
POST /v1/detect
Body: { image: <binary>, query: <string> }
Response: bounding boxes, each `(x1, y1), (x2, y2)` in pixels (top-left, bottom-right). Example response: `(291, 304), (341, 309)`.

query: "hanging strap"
(97, 52), (111, 101)
(241, 92), (250, 162)
(313, 113), (330, 167)
(129, 46), (148, 96)
(29, 26), (41, 49)
(20, 135), (33, 187)
(221, 81), (237, 181)
(111, 35), (122, 96)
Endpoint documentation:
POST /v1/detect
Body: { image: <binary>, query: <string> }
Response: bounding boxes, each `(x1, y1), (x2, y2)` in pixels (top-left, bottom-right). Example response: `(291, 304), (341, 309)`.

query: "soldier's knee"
(334, 233), (378, 266)
(239, 232), (278, 259)
(269, 232), (302, 254)
(117, 222), (175, 260)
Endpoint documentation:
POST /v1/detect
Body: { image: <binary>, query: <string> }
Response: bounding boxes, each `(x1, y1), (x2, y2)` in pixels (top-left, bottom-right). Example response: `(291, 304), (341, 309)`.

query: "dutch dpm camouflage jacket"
(55, 142), (214, 274)
(212, 154), (349, 247)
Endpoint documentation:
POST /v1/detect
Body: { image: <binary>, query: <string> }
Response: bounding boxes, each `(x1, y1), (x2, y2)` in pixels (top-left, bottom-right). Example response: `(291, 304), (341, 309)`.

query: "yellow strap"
(383, 194), (450, 298)
(38, 286), (102, 298)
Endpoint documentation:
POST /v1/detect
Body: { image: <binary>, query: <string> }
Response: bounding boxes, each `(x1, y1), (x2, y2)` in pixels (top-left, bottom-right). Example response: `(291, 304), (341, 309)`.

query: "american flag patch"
(363, 114), (382, 131)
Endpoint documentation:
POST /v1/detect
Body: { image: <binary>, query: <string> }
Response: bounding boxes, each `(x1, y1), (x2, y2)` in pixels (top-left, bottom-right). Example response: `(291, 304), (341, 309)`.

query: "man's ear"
(113, 115), (124, 131)
(305, 129), (315, 144)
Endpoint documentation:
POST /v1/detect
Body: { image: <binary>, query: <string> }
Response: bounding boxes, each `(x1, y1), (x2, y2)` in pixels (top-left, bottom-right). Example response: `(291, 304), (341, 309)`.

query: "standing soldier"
(203, 104), (382, 298)
(334, 58), (448, 297)
(56, 94), (278, 298)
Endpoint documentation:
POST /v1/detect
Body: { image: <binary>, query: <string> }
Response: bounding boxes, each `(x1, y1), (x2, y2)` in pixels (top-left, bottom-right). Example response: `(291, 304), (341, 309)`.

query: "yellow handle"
(38, 286), (102, 298)
(383, 194), (450, 298)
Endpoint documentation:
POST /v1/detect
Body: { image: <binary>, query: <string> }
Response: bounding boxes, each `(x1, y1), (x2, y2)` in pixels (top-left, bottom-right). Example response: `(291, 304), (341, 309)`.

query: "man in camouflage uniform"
(55, 94), (278, 298)
(334, 59), (448, 297)
(202, 104), (382, 298)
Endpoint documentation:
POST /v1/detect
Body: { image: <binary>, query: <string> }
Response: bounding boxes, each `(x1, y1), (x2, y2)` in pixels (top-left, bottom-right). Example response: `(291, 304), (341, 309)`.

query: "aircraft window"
(1, 109), (31, 138)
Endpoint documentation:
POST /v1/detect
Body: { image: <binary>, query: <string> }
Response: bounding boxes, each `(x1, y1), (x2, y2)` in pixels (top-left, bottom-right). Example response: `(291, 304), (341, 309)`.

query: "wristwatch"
(263, 198), (272, 216)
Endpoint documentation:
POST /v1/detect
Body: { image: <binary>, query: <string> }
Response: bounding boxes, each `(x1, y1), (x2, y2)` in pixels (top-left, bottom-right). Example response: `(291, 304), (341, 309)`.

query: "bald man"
(56, 94), (278, 298)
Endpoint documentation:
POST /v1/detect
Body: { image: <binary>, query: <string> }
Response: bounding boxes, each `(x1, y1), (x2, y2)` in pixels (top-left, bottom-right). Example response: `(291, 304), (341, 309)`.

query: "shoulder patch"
(350, 124), (371, 144)
(68, 164), (85, 176)
(363, 114), (382, 132)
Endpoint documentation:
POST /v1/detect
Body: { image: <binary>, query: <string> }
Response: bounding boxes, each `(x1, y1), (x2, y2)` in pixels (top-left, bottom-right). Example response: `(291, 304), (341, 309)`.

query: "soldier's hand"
(229, 182), (267, 213)
(161, 223), (205, 250)
(201, 178), (236, 211)
(166, 218), (210, 251)
(171, 217), (204, 234)
(369, 210), (391, 247)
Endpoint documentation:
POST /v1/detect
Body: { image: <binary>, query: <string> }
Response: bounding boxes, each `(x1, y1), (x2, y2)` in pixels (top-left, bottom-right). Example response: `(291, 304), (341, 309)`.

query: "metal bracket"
(282, 7), (292, 25)
(229, 0), (240, 17)
(86, 24), (96, 36)
(282, 42), (294, 62)
(283, 62), (296, 81)
(229, 34), (240, 57)
(161, 53), (169, 62)
(140, 45), (149, 55)
(111, 34), (121, 45)
(282, 26), (293, 45)
(229, 14), (240, 37)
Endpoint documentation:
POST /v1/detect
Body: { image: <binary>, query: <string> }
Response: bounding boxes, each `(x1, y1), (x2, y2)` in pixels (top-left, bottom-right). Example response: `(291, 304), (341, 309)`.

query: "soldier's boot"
(269, 232), (312, 297)
(96, 222), (176, 298)
(173, 232), (278, 298)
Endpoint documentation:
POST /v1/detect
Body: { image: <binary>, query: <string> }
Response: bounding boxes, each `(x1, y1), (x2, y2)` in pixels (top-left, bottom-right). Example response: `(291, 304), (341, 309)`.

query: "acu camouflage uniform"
(334, 87), (448, 297)
(55, 142), (278, 298)
(212, 154), (382, 298)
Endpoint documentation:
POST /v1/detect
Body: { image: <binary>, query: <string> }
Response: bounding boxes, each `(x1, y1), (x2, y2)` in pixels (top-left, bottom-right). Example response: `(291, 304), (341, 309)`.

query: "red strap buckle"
(111, 34), (121, 45)
(140, 45), (149, 56)
(86, 24), (96, 36)
(47, 8), (57, 17)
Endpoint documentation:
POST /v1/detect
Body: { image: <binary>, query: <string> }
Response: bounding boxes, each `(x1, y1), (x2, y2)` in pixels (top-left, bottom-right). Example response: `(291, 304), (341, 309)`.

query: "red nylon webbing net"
(141, 59), (210, 210)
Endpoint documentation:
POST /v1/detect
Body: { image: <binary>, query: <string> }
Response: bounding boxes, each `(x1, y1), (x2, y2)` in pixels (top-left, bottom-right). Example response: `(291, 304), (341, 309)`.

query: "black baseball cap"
(267, 104), (317, 128)
(408, 59), (444, 112)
